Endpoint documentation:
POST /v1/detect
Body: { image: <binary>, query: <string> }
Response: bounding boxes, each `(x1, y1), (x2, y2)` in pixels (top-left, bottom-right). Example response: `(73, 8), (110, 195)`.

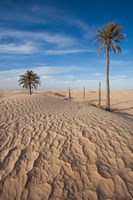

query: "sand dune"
(0, 92), (133, 200)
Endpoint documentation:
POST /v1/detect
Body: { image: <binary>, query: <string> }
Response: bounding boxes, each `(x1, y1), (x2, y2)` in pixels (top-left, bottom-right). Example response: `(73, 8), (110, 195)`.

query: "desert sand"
(0, 90), (133, 200)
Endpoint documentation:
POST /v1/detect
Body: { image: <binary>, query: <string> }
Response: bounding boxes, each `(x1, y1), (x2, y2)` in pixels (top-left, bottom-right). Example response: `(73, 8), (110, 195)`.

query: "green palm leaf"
(18, 70), (41, 95)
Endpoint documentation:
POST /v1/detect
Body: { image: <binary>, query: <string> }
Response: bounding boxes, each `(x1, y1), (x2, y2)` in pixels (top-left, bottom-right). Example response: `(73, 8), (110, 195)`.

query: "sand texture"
(0, 91), (133, 200)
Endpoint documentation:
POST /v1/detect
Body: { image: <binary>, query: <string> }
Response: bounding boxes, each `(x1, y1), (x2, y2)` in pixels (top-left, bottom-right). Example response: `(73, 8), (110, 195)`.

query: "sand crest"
(0, 93), (133, 200)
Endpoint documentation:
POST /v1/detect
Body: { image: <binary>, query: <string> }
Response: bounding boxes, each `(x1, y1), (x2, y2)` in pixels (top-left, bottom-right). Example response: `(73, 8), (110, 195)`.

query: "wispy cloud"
(29, 4), (97, 39)
(110, 75), (127, 80)
(0, 54), (30, 60)
(0, 43), (36, 54)
(0, 29), (96, 55)
(0, 64), (97, 81)
(71, 19), (98, 39)
(0, 65), (75, 89)
(111, 60), (131, 66)
(0, 29), (78, 48)
(0, 1), (48, 25)
(0, 66), (132, 90)
(0, 65), (76, 78)
(41, 33), (77, 48)
(110, 78), (133, 89)
(92, 72), (103, 76)
(43, 48), (95, 55)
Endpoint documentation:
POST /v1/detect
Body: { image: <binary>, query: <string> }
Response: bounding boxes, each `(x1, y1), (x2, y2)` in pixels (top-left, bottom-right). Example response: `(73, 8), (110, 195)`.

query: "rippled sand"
(0, 91), (133, 200)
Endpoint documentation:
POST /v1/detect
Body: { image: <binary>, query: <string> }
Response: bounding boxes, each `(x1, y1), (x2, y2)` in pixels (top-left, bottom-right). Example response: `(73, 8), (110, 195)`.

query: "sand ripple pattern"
(0, 94), (133, 200)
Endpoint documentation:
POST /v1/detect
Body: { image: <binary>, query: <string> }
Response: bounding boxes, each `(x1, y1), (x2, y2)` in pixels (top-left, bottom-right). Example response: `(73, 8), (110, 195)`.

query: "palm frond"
(93, 21), (126, 54)
(18, 70), (41, 93)
(111, 40), (121, 53)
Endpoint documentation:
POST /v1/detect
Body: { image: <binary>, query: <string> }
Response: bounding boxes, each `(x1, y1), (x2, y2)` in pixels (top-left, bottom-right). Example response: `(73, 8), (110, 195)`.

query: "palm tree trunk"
(83, 87), (85, 98)
(69, 87), (71, 99)
(98, 81), (101, 106)
(29, 84), (32, 95)
(106, 46), (110, 111)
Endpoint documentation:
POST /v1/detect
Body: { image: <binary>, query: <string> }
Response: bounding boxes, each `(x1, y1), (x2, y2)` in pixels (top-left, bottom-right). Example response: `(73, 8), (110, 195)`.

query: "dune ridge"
(0, 94), (133, 200)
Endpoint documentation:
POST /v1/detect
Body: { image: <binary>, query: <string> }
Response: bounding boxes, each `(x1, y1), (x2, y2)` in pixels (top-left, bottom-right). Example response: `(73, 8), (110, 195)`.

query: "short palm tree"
(18, 70), (41, 95)
(93, 22), (126, 111)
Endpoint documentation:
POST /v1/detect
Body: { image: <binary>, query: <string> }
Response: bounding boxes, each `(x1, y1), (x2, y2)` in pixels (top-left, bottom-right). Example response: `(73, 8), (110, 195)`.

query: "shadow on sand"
(111, 100), (133, 106)
(90, 101), (133, 121)
(111, 106), (133, 121)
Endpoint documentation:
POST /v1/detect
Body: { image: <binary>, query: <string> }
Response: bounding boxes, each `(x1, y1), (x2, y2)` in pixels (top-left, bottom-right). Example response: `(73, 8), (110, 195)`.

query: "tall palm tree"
(18, 70), (41, 95)
(93, 22), (125, 111)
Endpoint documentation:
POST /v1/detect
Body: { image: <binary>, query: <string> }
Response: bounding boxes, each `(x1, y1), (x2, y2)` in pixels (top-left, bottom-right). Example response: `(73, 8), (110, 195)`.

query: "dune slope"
(0, 94), (133, 200)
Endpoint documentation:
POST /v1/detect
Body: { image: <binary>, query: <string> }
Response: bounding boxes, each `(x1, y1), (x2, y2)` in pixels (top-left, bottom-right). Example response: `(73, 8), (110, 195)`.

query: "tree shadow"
(112, 106), (133, 112)
(111, 107), (133, 121)
(90, 102), (133, 121)
(111, 100), (133, 106)
(89, 99), (106, 103)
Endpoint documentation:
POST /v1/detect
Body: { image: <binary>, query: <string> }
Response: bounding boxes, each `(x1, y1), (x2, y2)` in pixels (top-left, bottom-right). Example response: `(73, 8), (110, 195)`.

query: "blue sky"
(0, 0), (133, 90)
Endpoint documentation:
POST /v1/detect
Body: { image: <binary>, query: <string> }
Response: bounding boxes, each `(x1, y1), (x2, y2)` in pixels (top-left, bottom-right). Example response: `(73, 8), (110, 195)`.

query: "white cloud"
(0, 29), (77, 48)
(43, 48), (95, 55)
(110, 78), (133, 89)
(110, 75), (127, 80)
(0, 64), (96, 90)
(30, 5), (97, 39)
(0, 28), (89, 54)
(72, 20), (97, 39)
(111, 60), (131, 66)
(0, 66), (133, 90)
(0, 54), (30, 60)
(0, 43), (36, 54)
(0, 65), (76, 81)
(42, 33), (77, 48)
(92, 73), (103, 76)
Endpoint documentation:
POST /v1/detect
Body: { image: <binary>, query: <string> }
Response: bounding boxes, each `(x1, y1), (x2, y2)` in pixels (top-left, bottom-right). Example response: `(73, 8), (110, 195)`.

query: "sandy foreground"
(0, 90), (133, 200)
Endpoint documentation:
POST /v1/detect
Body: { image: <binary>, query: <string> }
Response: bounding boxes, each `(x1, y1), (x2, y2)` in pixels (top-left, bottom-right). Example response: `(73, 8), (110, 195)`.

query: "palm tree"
(93, 22), (125, 111)
(18, 70), (41, 95)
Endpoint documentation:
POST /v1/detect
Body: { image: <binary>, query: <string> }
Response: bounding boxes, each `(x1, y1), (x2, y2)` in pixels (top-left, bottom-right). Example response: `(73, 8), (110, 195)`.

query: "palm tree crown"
(19, 70), (41, 95)
(94, 21), (126, 54)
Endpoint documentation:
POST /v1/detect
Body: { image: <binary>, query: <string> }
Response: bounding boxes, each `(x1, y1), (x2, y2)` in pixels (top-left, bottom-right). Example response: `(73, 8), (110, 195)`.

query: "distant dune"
(0, 90), (133, 200)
